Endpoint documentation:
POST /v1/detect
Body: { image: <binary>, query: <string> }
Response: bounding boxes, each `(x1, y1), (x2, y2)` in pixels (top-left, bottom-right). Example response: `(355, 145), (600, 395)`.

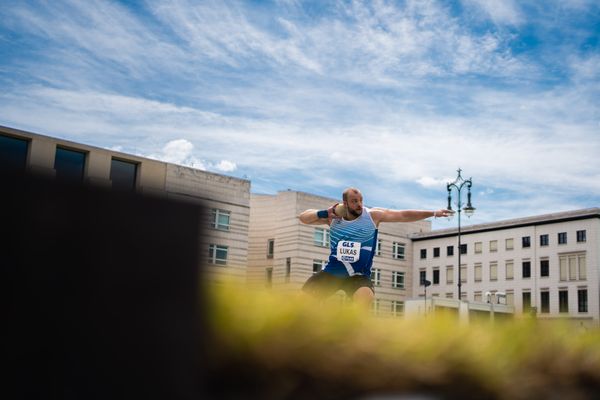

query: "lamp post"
(446, 168), (475, 301)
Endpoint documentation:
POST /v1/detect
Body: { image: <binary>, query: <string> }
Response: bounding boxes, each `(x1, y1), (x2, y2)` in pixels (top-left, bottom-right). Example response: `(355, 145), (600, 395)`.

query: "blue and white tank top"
(323, 207), (378, 277)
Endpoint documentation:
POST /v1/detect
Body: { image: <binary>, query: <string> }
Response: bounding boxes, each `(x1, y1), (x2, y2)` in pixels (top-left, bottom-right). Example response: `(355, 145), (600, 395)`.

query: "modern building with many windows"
(247, 190), (431, 316)
(411, 208), (600, 326)
(0, 125), (250, 281)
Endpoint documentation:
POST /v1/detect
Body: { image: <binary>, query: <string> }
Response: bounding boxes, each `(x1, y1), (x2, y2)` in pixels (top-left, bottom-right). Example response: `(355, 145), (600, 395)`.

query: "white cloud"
(461, 0), (523, 25)
(213, 160), (237, 173)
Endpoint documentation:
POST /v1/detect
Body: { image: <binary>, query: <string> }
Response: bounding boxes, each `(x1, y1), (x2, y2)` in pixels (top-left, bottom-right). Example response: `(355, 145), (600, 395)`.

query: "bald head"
(342, 187), (363, 219)
(342, 187), (361, 203)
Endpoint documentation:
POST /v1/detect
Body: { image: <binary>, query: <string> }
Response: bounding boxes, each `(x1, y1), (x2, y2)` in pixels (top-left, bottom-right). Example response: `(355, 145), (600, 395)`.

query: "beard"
(348, 207), (362, 217)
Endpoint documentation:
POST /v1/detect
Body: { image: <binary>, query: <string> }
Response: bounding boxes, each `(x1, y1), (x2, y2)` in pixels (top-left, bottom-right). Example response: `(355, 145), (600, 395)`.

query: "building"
(0, 125), (250, 281)
(248, 190), (431, 316)
(411, 208), (600, 326)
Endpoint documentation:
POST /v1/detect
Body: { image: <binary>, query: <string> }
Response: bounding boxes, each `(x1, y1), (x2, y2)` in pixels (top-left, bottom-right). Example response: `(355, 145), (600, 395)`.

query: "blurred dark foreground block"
(2, 171), (206, 400)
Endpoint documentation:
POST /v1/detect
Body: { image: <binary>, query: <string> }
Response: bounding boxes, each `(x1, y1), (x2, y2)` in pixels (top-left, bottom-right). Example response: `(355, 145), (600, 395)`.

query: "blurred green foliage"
(204, 283), (600, 399)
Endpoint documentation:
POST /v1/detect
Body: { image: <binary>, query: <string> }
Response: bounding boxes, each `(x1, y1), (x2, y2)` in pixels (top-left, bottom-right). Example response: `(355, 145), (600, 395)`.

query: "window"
(392, 271), (405, 289)
(371, 268), (381, 286)
(540, 259), (549, 277)
(286, 258), (294, 277)
(522, 236), (531, 248)
(490, 262), (498, 281)
(312, 260), (326, 274)
(490, 240), (498, 252)
(432, 269), (440, 285)
(506, 291), (514, 306)
(0, 134), (29, 171)
(419, 270), (426, 285)
(474, 263), (482, 282)
(578, 289), (588, 313)
(267, 239), (275, 258)
(522, 292), (531, 313)
(372, 298), (380, 315)
(433, 247), (440, 258)
(446, 266), (454, 284)
(420, 249), (427, 259)
(313, 228), (329, 247)
(375, 239), (382, 256)
(208, 244), (228, 265)
(505, 238), (513, 251)
(474, 292), (482, 302)
(265, 268), (273, 288)
(211, 209), (231, 230)
(447, 245), (454, 256)
(54, 147), (86, 181)
(460, 244), (467, 255)
(446, 293), (453, 299)
(577, 230), (586, 243)
(540, 291), (549, 313)
(505, 261), (514, 280)
(522, 261), (531, 278)
(393, 242), (405, 260)
(540, 234), (549, 247)
(391, 300), (404, 317)
(460, 265), (467, 283)
(579, 254), (587, 280)
(110, 158), (137, 190)
(559, 290), (569, 313)
(474, 242), (482, 254)
(558, 232), (567, 244)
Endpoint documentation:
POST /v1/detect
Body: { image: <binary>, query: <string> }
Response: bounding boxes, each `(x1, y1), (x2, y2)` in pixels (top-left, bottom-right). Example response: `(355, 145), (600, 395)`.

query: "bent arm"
(298, 209), (329, 225)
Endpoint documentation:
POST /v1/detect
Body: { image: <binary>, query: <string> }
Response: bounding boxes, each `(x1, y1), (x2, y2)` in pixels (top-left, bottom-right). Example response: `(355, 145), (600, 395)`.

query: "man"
(299, 187), (452, 307)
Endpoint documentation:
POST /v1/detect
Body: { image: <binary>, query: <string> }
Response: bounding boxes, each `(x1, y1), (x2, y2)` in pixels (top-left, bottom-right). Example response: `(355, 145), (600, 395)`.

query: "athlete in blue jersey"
(299, 187), (451, 307)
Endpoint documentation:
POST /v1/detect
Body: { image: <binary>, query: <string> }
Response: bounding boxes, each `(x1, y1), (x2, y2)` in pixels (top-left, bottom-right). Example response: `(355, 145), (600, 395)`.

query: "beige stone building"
(0, 125), (250, 281)
(248, 190), (431, 316)
(411, 208), (600, 326)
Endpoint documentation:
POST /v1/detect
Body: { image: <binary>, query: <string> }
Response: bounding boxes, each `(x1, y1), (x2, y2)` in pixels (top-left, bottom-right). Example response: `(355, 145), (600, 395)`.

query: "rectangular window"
(540, 291), (550, 313)
(540, 259), (549, 277)
(265, 268), (273, 288)
(211, 209), (231, 230)
(371, 268), (381, 286)
(474, 242), (482, 254)
(522, 261), (531, 278)
(446, 293), (453, 299)
(558, 232), (567, 244)
(505, 261), (514, 280)
(505, 238), (513, 251)
(522, 292), (531, 313)
(375, 239), (382, 256)
(267, 239), (275, 258)
(0, 134), (29, 171)
(460, 244), (467, 255)
(446, 266), (454, 284)
(579, 254), (587, 280)
(474, 263), (482, 282)
(420, 249), (427, 259)
(372, 299), (380, 315)
(285, 257), (291, 283)
(490, 262), (498, 281)
(208, 244), (228, 265)
(110, 158), (137, 190)
(419, 270), (426, 285)
(460, 265), (467, 283)
(522, 236), (531, 248)
(559, 290), (569, 313)
(391, 300), (404, 317)
(312, 260), (325, 274)
(578, 289), (588, 313)
(447, 245), (454, 256)
(393, 242), (405, 260)
(392, 271), (405, 289)
(506, 291), (514, 306)
(559, 253), (586, 281)
(433, 247), (440, 258)
(577, 230), (586, 243)
(569, 256), (577, 280)
(313, 228), (329, 247)
(54, 147), (86, 181)
(474, 292), (482, 302)
(540, 234), (549, 247)
(560, 256), (567, 281)
(432, 269), (440, 285)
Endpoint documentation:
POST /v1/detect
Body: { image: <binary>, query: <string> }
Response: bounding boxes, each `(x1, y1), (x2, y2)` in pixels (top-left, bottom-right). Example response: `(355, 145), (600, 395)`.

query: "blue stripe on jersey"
(324, 207), (378, 277)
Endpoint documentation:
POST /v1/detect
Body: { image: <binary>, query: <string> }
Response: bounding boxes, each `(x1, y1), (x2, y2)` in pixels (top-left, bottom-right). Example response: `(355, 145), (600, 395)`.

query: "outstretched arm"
(370, 208), (453, 225)
(298, 203), (340, 225)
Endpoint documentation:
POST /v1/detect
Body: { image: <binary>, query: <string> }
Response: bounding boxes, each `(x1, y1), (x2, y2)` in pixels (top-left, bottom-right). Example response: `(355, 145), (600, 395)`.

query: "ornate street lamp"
(446, 168), (475, 301)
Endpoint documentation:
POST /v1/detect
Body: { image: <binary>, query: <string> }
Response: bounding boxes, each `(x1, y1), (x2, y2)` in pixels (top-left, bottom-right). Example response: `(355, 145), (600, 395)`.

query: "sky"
(1, 0), (599, 229)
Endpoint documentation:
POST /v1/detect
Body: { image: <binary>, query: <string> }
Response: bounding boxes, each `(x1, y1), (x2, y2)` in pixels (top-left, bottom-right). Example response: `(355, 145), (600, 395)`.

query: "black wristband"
(316, 209), (328, 219)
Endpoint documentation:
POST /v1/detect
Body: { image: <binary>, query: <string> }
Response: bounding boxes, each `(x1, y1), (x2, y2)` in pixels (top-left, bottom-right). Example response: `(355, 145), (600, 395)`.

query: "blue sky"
(1, 0), (599, 229)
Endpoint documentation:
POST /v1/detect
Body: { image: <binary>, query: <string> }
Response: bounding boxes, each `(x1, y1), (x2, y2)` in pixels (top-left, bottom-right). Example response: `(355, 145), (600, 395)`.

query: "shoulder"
(367, 207), (384, 226)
